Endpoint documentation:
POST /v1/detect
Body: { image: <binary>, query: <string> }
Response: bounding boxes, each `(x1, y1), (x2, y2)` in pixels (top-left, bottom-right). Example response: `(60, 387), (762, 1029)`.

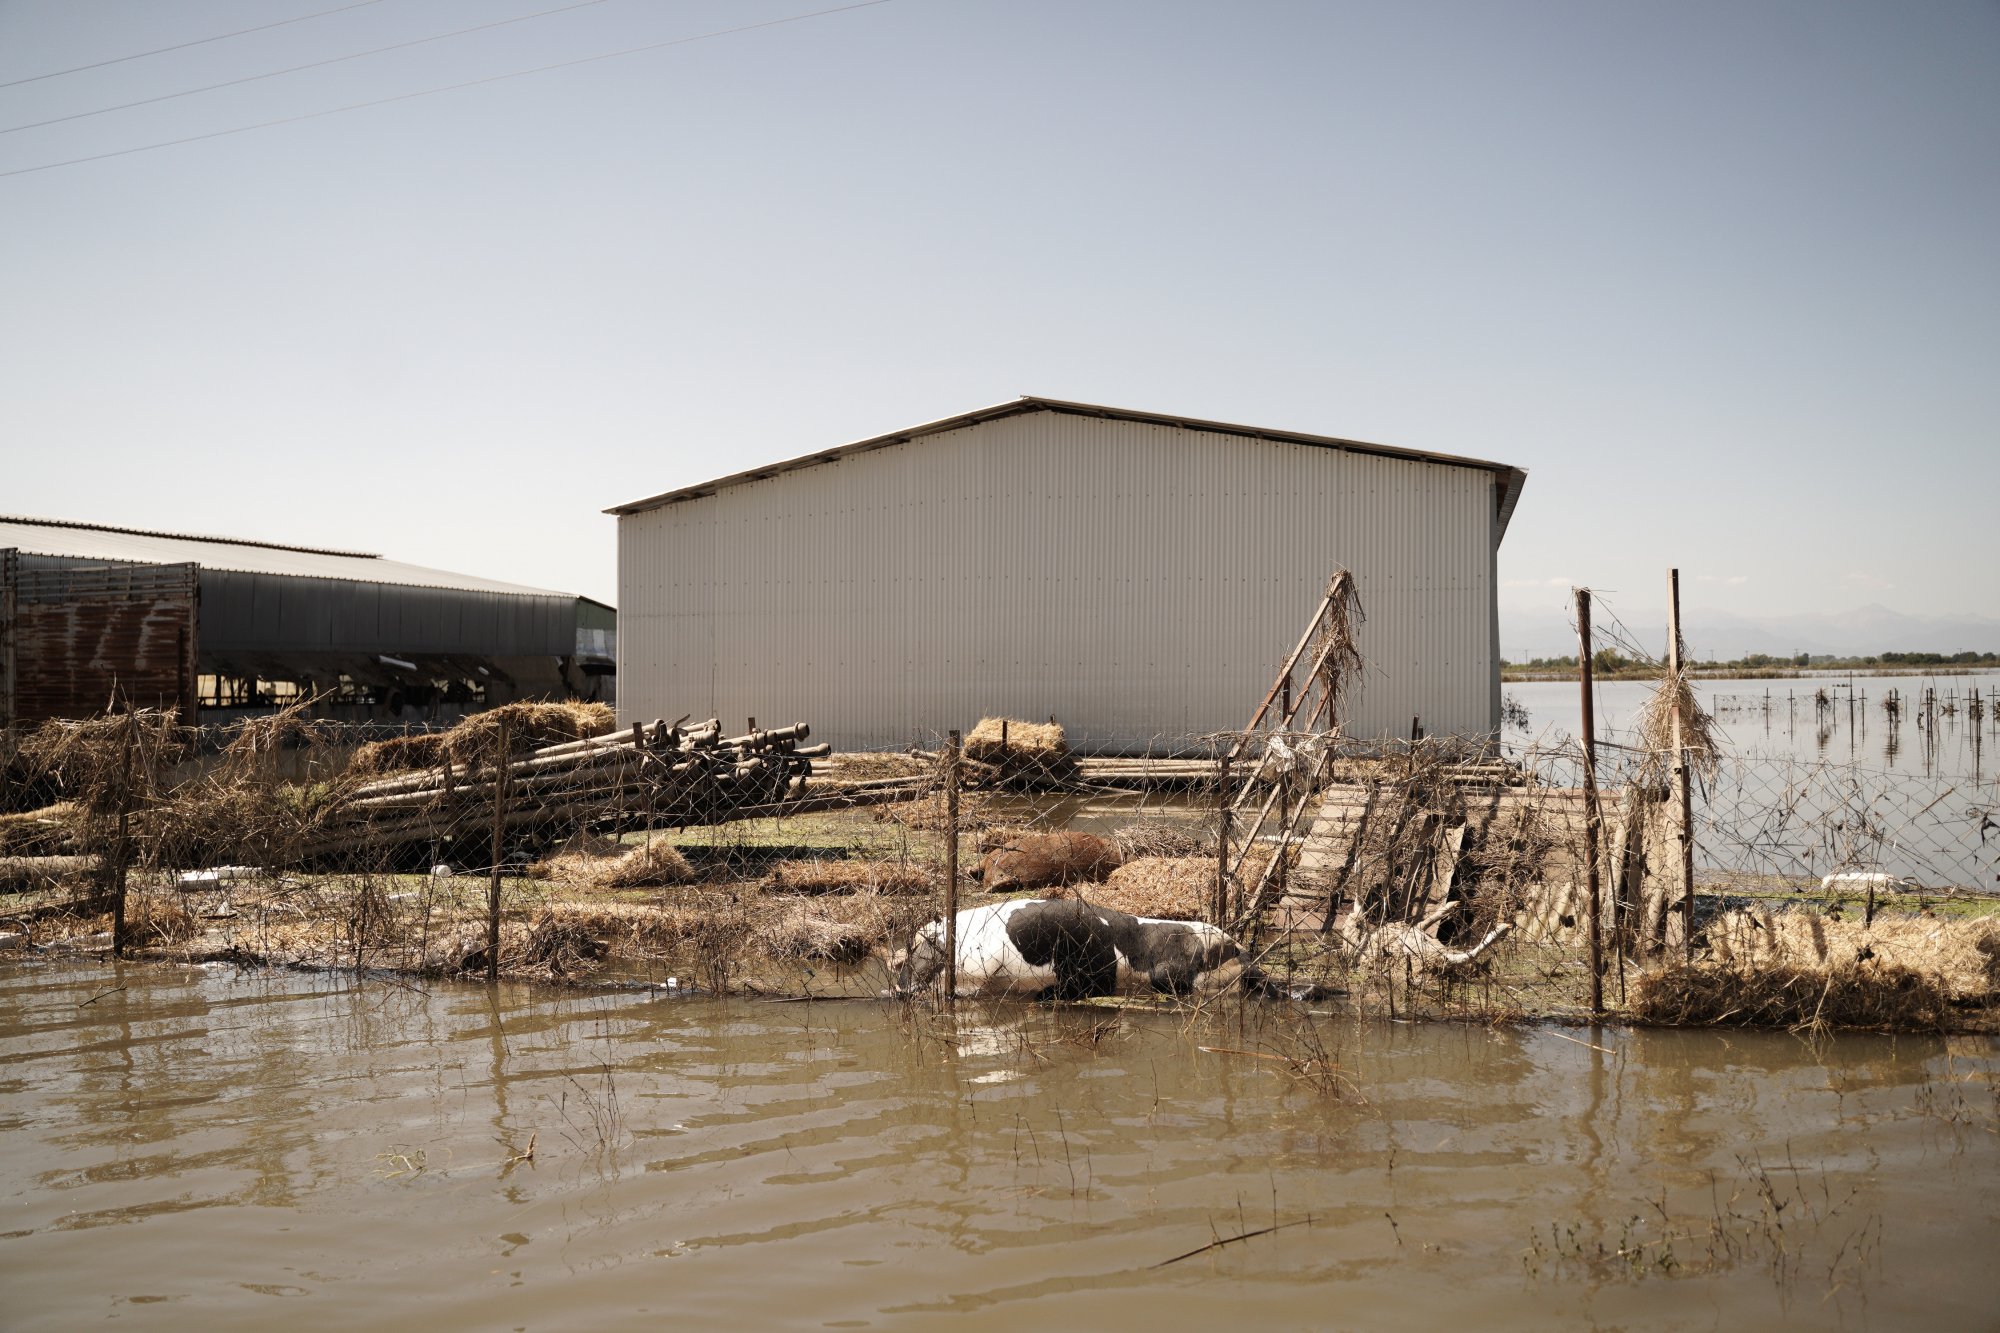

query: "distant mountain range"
(1500, 604), (2000, 663)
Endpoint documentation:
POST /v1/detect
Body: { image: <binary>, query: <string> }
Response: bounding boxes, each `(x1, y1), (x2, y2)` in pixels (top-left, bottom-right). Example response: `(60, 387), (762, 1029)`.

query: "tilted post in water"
(488, 714), (511, 984)
(1668, 569), (1696, 959)
(1576, 588), (1604, 1017)
(943, 730), (961, 1005)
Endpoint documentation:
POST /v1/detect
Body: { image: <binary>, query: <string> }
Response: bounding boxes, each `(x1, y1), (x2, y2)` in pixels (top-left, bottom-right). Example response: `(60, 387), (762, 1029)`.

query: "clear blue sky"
(4, 0), (1994, 631)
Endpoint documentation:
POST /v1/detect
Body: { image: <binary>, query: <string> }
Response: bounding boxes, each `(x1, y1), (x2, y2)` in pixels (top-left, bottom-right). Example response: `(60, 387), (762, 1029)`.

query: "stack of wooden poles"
(306, 719), (825, 859)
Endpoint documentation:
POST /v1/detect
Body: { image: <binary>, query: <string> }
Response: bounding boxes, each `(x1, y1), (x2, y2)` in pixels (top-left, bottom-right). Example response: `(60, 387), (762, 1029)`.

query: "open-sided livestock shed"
(0, 516), (613, 726)
(609, 397), (1527, 753)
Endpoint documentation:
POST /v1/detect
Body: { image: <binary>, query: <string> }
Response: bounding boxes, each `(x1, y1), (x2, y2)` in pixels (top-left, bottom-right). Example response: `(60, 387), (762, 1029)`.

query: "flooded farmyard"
(4, 957), (1995, 1331)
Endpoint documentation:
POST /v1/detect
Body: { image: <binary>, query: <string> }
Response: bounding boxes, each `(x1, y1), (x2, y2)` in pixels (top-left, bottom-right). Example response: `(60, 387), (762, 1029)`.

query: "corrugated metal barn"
(609, 398), (1527, 753)
(1, 516), (614, 726)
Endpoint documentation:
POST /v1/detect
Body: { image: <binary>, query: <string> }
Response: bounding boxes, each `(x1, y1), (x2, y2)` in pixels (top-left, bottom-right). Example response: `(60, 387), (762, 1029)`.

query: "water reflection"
(2, 961), (1996, 1330)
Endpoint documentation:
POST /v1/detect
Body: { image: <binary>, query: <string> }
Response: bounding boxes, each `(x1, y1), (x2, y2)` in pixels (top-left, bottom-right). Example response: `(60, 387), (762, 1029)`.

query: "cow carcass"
(891, 899), (1245, 1000)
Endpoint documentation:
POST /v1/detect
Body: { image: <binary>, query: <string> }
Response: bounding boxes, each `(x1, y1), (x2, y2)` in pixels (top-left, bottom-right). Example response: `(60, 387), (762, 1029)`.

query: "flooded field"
(1506, 671), (2000, 889)
(5, 957), (1996, 1330)
(1506, 669), (2000, 784)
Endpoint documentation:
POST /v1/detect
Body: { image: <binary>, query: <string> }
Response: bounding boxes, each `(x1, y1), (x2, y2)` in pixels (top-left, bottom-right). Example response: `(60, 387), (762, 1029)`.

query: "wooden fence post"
(1668, 569), (1696, 959)
(1214, 751), (1232, 924)
(1576, 588), (1604, 1018)
(487, 714), (511, 983)
(110, 709), (135, 959)
(943, 729), (961, 1005)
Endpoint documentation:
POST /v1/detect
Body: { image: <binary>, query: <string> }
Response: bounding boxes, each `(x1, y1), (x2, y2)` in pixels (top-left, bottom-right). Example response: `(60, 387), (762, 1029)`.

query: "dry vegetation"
(347, 701), (614, 776)
(4, 696), (1997, 1032)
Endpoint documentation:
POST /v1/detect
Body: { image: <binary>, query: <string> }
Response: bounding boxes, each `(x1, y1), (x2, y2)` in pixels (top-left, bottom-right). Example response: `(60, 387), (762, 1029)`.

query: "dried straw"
(875, 791), (1011, 832)
(0, 804), (78, 857)
(1632, 959), (1950, 1031)
(1114, 821), (1211, 860)
(347, 700), (614, 776)
(1704, 905), (1999, 1000)
(586, 840), (695, 888)
(1632, 664), (1723, 781)
(767, 858), (934, 896)
(965, 717), (1067, 760)
(1308, 569), (1365, 733)
(1091, 857), (1214, 920)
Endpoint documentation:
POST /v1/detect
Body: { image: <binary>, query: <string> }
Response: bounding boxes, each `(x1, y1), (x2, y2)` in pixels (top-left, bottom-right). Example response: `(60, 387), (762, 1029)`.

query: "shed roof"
(0, 515), (574, 599)
(607, 395), (1529, 538)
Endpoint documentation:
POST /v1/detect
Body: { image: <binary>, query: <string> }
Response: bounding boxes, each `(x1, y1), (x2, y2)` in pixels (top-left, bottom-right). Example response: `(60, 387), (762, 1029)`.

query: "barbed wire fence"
(1, 581), (1995, 1006)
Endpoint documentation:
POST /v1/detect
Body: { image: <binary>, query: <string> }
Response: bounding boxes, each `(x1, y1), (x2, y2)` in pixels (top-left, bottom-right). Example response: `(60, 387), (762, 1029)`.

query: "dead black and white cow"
(890, 899), (1247, 1000)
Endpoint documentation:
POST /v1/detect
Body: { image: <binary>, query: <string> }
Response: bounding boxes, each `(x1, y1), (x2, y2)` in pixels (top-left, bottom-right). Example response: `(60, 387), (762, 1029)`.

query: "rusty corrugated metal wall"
(0, 555), (198, 724)
(617, 410), (1505, 752)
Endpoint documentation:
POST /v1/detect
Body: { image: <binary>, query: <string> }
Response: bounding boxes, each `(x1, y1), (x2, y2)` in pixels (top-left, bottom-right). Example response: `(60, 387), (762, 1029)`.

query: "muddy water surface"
(4, 959), (1996, 1330)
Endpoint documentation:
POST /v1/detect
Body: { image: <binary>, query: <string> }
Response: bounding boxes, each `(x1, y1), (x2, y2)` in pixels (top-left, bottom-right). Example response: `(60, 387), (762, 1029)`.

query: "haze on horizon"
(3, 1), (1993, 644)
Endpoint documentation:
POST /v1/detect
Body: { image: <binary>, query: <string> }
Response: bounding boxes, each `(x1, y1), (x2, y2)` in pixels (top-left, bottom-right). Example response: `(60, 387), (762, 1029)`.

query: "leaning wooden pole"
(1576, 588), (1604, 1018)
(943, 729), (961, 1005)
(1668, 568), (1696, 960)
(487, 714), (511, 984)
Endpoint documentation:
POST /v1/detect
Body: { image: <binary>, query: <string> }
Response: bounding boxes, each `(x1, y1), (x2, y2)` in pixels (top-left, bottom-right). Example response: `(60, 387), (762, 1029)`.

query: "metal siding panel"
(617, 410), (1499, 751)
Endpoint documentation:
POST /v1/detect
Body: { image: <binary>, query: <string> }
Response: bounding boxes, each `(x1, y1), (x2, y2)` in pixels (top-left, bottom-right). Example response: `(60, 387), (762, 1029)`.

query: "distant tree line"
(1502, 650), (2000, 678)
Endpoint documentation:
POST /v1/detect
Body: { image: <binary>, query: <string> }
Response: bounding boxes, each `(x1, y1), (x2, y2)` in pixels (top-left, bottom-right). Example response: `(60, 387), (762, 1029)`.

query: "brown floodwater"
(3, 957), (1996, 1331)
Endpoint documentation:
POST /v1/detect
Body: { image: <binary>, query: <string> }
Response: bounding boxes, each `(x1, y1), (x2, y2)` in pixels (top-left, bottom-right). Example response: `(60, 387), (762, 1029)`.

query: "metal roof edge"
(1494, 467), (1529, 548)
(1, 516), (583, 601)
(605, 397), (1525, 516)
(0, 513), (381, 559)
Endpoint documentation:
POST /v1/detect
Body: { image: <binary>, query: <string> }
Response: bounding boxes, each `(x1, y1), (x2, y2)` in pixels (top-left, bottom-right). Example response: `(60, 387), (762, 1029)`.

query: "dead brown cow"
(973, 832), (1122, 892)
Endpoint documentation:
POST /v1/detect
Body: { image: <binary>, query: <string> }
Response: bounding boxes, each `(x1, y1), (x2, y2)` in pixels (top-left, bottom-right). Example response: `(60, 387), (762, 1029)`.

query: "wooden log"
(0, 854), (103, 887)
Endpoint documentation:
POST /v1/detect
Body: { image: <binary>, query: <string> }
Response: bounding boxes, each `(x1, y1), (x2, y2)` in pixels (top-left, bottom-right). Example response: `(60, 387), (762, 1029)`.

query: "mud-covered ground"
(5, 805), (1998, 1033)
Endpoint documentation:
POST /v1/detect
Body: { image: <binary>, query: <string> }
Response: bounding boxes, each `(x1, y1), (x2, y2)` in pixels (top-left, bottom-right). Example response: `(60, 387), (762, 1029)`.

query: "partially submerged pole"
(1214, 751), (1232, 924)
(943, 729), (961, 1005)
(109, 709), (136, 959)
(487, 714), (511, 983)
(1668, 569), (1696, 959)
(1576, 588), (1604, 1018)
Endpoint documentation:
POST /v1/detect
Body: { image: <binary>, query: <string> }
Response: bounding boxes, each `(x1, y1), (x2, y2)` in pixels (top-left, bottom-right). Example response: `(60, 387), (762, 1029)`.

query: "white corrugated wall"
(617, 411), (1500, 752)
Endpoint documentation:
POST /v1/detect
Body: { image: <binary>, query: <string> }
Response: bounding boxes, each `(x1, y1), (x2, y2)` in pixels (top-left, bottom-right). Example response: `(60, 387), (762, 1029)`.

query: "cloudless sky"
(3, 0), (1994, 634)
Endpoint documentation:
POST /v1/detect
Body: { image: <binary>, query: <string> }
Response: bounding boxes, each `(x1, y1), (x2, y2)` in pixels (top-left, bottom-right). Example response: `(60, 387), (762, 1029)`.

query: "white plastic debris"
(430, 864), (456, 878)
(176, 866), (262, 889)
(1821, 872), (1919, 894)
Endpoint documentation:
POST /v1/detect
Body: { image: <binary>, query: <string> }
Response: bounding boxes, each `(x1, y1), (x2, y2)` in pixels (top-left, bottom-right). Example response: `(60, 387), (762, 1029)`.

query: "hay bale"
(965, 716), (1067, 762)
(588, 840), (695, 888)
(1633, 960), (1950, 1031)
(976, 831), (1121, 891)
(962, 717), (1077, 788)
(349, 701), (615, 776)
(768, 859), (934, 895)
(348, 732), (446, 776)
(1092, 857), (1214, 920)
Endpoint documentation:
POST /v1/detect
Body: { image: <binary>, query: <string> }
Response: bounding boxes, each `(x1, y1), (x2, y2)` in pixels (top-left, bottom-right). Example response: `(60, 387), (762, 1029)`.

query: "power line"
(0, 0), (894, 179)
(0, 0), (396, 90)
(3, 0), (618, 136)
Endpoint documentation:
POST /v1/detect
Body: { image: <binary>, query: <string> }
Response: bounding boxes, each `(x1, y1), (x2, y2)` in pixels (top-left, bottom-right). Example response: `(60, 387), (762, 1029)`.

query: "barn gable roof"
(606, 396), (1528, 542)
